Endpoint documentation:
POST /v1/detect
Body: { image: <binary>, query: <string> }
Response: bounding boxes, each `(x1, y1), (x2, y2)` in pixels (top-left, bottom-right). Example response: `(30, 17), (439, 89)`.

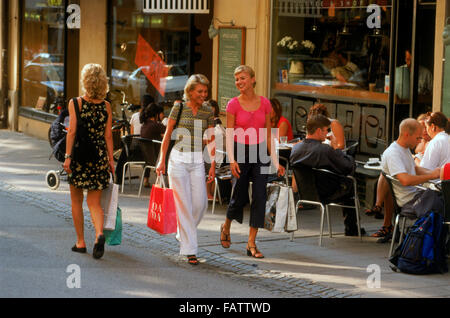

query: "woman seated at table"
(308, 103), (345, 150)
(270, 98), (293, 142)
(140, 103), (166, 187)
(414, 114), (432, 165)
(419, 111), (450, 171)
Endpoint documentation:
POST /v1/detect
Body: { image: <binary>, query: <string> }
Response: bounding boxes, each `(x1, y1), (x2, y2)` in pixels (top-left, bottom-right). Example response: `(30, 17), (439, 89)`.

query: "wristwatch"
(65, 153), (72, 159)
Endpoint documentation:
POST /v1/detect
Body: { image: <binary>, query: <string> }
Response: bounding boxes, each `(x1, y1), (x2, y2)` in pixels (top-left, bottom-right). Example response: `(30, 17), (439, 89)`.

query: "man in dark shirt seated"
(290, 114), (363, 236)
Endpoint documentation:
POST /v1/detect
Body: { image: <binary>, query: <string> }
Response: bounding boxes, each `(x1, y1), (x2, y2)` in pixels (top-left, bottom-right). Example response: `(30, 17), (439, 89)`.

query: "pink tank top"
(226, 96), (272, 145)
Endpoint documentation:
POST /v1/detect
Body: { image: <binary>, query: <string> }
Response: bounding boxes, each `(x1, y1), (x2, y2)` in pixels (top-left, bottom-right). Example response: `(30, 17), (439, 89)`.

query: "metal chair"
(292, 164), (362, 246)
(382, 172), (427, 257)
(120, 134), (145, 193)
(211, 165), (232, 214)
(136, 137), (161, 197)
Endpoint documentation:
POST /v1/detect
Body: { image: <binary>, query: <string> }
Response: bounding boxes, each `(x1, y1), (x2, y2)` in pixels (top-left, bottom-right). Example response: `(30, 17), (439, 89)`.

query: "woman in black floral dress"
(63, 63), (114, 259)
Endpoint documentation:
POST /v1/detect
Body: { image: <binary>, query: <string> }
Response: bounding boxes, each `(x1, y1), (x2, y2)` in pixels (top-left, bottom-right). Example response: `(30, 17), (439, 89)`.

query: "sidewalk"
(1, 129), (449, 298)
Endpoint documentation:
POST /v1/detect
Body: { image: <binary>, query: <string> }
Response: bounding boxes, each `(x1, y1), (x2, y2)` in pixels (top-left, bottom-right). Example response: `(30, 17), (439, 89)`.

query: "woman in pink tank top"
(220, 65), (285, 259)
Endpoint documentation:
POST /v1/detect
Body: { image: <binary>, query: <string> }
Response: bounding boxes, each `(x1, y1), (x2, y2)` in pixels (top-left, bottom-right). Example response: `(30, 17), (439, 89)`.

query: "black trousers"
(226, 143), (269, 229)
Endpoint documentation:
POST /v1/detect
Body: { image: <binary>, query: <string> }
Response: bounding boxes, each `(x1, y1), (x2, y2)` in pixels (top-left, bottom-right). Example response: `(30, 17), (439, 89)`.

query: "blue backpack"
(389, 211), (448, 275)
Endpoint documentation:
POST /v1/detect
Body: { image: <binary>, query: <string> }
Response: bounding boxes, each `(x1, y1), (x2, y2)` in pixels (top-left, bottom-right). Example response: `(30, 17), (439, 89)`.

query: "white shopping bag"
(273, 186), (289, 233)
(101, 177), (119, 230)
(285, 186), (298, 232)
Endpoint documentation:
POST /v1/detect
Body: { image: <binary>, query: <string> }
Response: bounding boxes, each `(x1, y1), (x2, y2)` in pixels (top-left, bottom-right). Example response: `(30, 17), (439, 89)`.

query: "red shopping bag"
(147, 176), (177, 235)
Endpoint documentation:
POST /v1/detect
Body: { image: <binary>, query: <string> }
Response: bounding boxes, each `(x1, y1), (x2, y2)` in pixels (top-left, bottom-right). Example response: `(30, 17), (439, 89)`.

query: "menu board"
(443, 45), (450, 117)
(217, 27), (246, 112)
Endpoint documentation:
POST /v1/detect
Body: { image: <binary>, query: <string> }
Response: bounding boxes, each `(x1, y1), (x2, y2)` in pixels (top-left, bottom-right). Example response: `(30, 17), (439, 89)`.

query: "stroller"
(46, 108), (69, 190)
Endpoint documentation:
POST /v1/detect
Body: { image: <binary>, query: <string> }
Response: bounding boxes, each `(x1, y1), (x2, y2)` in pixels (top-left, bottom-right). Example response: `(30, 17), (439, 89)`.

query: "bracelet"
(65, 153), (72, 159)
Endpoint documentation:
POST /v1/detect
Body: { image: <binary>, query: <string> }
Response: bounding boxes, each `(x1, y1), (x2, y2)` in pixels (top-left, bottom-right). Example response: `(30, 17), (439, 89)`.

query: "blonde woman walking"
(64, 63), (114, 259)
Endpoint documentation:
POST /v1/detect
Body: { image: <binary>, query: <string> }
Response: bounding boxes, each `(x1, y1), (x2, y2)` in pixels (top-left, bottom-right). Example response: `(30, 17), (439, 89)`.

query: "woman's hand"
(277, 164), (286, 177)
(230, 161), (241, 179)
(63, 158), (72, 174)
(207, 164), (216, 184)
(156, 160), (166, 176)
(109, 159), (115, 177)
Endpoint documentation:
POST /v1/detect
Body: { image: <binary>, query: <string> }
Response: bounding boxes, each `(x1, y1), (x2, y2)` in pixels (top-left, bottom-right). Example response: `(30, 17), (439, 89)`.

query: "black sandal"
(371, 225), (393, 238)
(187, 255), (199, 265)
(71, 245), (87, 254)
(365, 205), (384, 219)
(92, 235), (105, 259)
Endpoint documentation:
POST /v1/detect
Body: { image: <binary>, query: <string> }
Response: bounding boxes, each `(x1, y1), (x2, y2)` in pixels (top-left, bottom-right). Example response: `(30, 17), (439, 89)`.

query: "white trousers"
(168, 153), (207, 256)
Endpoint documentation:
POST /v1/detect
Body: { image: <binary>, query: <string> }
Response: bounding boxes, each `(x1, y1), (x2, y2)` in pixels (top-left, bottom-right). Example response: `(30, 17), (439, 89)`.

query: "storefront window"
(271, 0), (392, 92)
(21, 0), (66, 114)
(109, 0), (190, 117)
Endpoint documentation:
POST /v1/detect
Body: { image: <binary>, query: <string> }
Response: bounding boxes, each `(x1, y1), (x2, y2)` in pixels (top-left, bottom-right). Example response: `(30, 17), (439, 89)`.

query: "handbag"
(104, 207), (122, 246)
(71, 97), (99, 163)
(101, 175), (119, 230)
(147, 176), (178, 235)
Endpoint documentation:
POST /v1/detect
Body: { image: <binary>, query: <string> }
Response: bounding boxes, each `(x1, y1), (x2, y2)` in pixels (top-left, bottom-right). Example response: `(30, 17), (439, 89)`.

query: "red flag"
(135, 34), (168, 97)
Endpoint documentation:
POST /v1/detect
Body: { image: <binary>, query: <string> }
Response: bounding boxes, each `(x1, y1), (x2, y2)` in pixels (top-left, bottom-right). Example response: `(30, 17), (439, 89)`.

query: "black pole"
(388, 0), (398, 143)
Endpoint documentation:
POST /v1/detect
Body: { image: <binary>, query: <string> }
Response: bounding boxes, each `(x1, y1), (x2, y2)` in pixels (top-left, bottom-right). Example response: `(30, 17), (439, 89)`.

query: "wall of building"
(8, 0), (19, 131)
(433, 0), (448, 112)
(78, 0), (108, 95)
(211, 0), (271, 101)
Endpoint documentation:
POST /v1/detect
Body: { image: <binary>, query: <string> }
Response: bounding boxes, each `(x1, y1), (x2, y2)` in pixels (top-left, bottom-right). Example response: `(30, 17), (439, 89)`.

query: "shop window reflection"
(271, 1), (392, 92)
(109, 0), (189, 118)
(21, 0), (66, 114)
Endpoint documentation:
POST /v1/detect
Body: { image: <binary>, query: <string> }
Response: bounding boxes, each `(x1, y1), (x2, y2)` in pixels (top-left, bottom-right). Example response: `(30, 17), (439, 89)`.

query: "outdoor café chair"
(292, 164), (362, 246)
(121, 134), (145, 193)
(136, 137), (161, 197)
(382, 172), (427, 257)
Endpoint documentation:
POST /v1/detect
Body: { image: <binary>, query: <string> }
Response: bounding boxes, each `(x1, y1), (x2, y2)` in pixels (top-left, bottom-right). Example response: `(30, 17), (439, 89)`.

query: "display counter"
(272, 83), (389, 156)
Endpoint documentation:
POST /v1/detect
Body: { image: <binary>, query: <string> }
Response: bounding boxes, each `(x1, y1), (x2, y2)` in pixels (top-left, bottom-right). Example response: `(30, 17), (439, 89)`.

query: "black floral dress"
(69, 98), (110, 190)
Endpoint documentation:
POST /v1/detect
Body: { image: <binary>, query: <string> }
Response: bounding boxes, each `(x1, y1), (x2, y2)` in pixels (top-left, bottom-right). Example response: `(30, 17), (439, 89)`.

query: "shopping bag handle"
(155, 175), (166, 188)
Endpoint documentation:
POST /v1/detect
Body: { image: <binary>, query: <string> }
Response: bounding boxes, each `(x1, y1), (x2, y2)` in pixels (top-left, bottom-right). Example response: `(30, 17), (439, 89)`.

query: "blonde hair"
(183, 74), (210, 101)
(80, 63), (109, 100)
(234, 65), (256, 87)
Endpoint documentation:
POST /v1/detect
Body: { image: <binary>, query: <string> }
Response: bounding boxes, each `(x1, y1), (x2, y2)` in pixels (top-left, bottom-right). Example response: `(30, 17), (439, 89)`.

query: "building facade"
(1, 0), (449, 155)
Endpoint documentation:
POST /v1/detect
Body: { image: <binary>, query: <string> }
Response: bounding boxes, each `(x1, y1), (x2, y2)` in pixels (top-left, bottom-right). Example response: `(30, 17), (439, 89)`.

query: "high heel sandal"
(220, 224), (231, 249)
(187, 255), (199, 265)
(246, 245), (264, 259)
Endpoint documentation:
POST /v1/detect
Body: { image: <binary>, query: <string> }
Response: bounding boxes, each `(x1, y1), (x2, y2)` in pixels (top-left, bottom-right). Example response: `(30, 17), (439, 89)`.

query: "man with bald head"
(378, 118), (441, 235)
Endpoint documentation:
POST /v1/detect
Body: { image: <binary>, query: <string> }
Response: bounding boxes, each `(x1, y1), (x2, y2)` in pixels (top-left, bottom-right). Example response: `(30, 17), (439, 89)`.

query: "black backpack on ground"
(389, 211), (448, 275)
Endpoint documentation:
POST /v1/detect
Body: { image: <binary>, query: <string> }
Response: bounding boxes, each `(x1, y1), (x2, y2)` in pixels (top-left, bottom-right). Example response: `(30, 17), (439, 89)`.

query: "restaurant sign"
(143, 0), (210, 14)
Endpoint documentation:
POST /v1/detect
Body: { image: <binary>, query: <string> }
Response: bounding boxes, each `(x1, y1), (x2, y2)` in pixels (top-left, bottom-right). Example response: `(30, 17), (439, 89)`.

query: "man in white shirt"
(129, 110), (142, 135)
(374, 118), (440, 238)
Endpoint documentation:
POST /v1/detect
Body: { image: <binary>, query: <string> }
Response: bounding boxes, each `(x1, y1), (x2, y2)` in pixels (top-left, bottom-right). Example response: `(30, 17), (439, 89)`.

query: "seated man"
(375, 118), (441, 238)
(290, 114), (363, 236)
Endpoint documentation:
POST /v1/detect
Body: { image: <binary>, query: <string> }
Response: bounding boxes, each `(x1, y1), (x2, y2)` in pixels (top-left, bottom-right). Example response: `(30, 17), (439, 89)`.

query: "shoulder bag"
(71, 97), (99, 163)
